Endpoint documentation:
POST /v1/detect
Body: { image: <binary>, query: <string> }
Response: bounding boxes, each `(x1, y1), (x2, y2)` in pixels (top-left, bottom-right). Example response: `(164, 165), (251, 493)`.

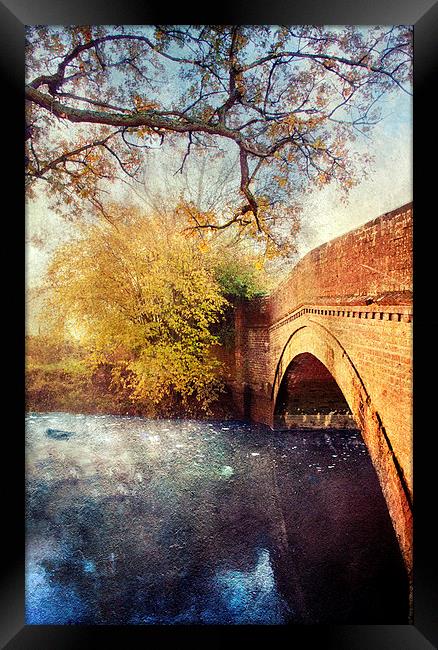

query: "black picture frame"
(5, 1), (437, 647)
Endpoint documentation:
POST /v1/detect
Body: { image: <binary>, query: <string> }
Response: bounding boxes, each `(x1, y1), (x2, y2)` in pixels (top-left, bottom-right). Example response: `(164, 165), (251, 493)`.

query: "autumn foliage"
(26, 206), (271, 416)
(25, 25), (412, 256)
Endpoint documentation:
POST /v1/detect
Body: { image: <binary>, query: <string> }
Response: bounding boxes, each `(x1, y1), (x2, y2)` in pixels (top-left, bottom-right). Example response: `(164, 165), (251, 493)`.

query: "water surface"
(25, 412), (408, 624)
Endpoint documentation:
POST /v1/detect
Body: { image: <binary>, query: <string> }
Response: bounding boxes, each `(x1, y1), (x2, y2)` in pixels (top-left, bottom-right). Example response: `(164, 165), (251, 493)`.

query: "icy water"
(25, 413), (408, 625)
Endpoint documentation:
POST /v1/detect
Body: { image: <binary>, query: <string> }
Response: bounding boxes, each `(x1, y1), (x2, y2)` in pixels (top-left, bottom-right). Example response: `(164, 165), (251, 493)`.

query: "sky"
(26, 90), (412, 285)
(295, 90), (412, 254)
(26, 25), (412, 299)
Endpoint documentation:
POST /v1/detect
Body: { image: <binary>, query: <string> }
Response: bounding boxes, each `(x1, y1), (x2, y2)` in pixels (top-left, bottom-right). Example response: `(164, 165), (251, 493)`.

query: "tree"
(42, 207), (228, 415)
(25, 25), (412, 255)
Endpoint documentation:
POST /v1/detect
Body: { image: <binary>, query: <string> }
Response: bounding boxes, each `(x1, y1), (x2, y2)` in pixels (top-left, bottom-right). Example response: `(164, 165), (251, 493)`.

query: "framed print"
(2, 0), (437, 647)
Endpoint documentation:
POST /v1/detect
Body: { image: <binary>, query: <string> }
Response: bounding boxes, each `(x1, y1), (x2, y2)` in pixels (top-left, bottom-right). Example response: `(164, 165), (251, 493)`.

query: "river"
(25, 412), (408, 624)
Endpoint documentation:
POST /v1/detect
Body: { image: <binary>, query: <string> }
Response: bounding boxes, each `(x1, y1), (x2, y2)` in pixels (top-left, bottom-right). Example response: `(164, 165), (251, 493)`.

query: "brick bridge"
(229, 203), (413, 577)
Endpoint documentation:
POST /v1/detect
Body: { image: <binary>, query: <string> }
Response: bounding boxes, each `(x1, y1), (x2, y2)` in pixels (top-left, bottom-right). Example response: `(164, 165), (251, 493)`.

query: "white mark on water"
(220, 466), (234, 478)
(83, 559), (95, 574)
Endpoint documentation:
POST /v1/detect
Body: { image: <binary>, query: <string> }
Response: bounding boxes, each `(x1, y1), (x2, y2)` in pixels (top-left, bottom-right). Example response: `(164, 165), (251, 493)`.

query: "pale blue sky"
(26, 25), (412, 290)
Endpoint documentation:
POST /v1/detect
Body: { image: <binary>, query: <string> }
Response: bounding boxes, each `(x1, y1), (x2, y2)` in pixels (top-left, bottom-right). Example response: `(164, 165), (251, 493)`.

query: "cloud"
(296, 103), (412, 256)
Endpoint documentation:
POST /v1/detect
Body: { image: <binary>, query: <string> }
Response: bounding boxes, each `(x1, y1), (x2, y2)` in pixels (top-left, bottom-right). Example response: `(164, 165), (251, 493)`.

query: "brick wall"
(268, 202), (412, 324)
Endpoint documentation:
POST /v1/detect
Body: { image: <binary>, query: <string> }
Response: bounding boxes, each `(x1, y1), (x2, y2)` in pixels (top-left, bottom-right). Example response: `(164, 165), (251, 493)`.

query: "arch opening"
(274, 352), (357, 430)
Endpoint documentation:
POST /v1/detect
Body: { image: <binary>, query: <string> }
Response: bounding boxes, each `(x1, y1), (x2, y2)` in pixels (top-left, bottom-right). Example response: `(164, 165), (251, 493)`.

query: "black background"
(2, 1), (437, 647)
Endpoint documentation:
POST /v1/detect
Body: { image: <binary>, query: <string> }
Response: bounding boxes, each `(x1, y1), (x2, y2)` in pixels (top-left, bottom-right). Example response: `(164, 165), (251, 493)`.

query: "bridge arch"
(271, 319), (413, 578)
(273, 351), (354, 429)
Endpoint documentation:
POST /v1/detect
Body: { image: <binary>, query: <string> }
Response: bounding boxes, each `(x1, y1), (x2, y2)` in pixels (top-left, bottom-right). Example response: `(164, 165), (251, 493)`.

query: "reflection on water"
(212, 548), (290, 624)
(25, 413), (408, 624)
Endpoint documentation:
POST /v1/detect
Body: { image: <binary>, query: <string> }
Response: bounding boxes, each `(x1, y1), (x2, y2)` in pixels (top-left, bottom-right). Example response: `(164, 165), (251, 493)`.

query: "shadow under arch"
(273, 351), (357, 430)
(270, 319), (413, 581)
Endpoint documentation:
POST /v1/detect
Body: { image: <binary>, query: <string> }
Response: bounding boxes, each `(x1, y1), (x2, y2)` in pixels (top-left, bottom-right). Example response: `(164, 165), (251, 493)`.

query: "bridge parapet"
(267, 203), (412, 324)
